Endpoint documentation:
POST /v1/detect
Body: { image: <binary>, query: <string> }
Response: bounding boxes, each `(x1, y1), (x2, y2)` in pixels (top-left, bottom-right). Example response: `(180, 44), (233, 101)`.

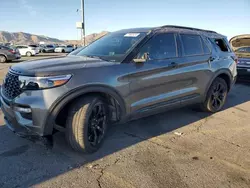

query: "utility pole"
(81, 0), (86, 46)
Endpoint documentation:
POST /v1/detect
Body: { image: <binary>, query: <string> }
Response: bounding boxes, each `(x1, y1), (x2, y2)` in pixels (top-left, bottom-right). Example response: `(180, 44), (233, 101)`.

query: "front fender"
(43, 84), (127, 135)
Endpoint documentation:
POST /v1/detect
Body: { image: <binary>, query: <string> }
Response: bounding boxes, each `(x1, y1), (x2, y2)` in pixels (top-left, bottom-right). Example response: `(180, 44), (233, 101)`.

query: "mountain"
(0, 31), (109, 45)
(0, 31), (64, 44)
(66, 31), (109, 45)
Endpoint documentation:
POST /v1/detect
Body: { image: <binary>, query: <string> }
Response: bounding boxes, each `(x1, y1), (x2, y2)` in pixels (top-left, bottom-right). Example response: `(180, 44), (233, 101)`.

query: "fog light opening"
(14, 106), (32, 113)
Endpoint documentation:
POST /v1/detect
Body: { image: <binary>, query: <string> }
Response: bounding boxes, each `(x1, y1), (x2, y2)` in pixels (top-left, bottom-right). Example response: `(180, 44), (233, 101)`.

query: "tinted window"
(0, 46), (9, 50)
(213, 39), (229, 52)
(137, 33), (177, 60)
(46, 45), (54, 48)
(201, 38), (211, 54)
(181, 34), (203, 56)
(67, 45), (73, 48)
(236, 47), (250, 53)
(28, 45), (37, 47)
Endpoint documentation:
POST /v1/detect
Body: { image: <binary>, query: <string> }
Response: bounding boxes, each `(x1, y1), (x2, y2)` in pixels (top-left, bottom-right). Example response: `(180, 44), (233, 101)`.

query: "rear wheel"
(0, 55), (7, 63)
(26, 52), (32, 57)
(66, 96), (108, 153)
(62, 49), (65, 53)
(202, 77), (228, 112)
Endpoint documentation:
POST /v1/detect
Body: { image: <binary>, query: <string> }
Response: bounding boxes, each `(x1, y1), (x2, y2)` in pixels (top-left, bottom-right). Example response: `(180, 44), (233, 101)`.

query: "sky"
(0, 0), (249, 40)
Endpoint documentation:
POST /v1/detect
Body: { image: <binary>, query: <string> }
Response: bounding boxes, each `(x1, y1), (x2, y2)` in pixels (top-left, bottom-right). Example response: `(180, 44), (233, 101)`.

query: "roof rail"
(160, 25), (217, 34)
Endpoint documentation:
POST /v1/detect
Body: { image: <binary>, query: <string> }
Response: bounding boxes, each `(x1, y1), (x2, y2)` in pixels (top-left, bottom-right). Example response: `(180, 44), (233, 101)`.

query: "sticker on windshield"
(124, 33), (140, 37)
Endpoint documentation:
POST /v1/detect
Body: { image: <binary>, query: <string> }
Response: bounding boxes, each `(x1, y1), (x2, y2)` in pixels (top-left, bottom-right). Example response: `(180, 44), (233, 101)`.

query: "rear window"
(67, 45), (73, 48)
(180, 34), (203, 56)
(213, 39), (229, 52)
(236, 47), (250, 53)
(46, 45), (54, 48)
(0, 45), (10, 50)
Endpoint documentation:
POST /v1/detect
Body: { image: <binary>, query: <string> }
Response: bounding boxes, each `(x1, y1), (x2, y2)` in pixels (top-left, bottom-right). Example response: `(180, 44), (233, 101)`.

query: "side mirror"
(133, 53), (149, 63)
(133, 58), (146, 63)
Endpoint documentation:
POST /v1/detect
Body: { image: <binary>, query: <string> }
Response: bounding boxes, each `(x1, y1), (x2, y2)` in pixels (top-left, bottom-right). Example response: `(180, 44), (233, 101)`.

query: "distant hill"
(66, 31), (109, 45)
(0, 31), (64, 44)
(0, 31), (109, 45)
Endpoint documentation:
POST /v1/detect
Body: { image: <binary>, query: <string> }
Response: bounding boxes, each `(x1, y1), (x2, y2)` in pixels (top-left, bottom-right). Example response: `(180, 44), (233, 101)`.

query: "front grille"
(2, 71), (22, 99)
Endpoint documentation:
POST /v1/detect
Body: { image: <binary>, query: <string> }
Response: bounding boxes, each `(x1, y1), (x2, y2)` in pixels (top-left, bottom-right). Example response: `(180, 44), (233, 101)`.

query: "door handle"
(209, 56), (215, 62)
(169, 62), (178, 68)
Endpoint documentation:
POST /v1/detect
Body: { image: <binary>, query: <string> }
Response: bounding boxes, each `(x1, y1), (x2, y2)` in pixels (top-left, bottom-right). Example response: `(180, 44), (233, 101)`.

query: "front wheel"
(66, 96), (108, 153)
(202, 77), (228, 112)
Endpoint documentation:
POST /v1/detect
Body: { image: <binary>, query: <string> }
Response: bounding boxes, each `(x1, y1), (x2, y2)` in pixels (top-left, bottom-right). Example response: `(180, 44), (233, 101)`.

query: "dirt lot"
(0, 56), (250, 188)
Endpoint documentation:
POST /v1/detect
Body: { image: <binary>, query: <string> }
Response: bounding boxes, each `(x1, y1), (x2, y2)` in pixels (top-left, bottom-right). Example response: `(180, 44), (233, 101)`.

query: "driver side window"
(137, 33), (177, 60)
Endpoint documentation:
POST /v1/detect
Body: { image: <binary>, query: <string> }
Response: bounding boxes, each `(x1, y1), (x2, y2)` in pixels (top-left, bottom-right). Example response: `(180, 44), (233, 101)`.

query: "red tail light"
(8, 49), (15, 54)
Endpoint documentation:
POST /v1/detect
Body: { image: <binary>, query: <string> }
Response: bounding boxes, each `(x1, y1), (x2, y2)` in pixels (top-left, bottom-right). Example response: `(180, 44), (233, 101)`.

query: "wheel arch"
(43, 85), (127, 135)
(0, 53), (8, 61)
(204, 69), (233, 99)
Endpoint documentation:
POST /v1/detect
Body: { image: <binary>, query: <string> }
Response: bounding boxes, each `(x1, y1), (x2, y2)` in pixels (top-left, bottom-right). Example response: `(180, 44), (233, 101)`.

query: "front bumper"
(1, 96), (39, 137)
(0, 85), (68, 136)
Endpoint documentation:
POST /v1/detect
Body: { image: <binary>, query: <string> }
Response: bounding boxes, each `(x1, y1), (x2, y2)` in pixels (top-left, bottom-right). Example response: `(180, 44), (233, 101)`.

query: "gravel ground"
(0, 58), (249, 188)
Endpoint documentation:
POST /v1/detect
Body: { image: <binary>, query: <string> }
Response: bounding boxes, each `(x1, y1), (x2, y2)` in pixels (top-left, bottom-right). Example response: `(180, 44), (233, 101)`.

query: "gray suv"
(0, 25), (237, 153)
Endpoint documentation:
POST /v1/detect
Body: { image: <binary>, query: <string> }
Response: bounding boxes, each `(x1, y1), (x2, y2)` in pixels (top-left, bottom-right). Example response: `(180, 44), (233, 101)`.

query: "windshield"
(68, 46), (85, 56)
(76, 32), (146, 62)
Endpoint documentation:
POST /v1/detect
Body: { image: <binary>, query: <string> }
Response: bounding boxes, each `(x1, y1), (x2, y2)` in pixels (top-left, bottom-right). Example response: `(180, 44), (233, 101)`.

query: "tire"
(62, 49), (65, 53)
(201, 77), (228, 113)
(66, 96), (108, 153)
(26, 52), (32, 57)
(0, 55), (7, 63)
(42, 49), (46, 53)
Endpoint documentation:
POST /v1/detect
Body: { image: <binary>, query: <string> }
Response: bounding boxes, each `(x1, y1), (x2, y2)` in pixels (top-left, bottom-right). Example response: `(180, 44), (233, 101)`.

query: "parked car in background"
(15, 45), (39, 56)
(230, 34), (250, 78)
(67, 46), (85, 56)
(0, 25), (237, 153)
(54, 45), (74, 53)
(0, 45), (21, 63)
(40, 44), (55, 53)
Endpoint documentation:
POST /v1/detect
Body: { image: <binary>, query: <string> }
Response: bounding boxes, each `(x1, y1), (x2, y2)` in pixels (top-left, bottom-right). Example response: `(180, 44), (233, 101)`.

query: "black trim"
(43, 85), (127, 135)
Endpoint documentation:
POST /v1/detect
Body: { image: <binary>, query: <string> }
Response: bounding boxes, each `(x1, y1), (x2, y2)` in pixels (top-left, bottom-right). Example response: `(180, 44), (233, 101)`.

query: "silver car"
(1, 25), (237, 153)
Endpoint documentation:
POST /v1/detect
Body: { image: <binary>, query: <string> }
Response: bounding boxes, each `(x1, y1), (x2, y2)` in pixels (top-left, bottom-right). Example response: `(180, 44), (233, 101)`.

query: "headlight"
(19, 74), (72, 90)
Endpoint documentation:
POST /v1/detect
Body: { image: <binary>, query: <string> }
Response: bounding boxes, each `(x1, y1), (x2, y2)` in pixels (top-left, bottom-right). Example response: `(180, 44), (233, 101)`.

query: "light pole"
(81, 0), (86, 46)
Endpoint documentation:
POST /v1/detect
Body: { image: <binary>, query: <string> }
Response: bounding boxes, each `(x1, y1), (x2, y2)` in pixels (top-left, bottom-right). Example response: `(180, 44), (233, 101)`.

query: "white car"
(15, 45), (39, 56)
(54, 45), (74, 53)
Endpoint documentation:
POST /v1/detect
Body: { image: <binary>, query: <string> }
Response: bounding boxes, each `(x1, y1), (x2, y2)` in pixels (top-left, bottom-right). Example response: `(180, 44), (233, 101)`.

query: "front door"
(127, 32), (183, 114)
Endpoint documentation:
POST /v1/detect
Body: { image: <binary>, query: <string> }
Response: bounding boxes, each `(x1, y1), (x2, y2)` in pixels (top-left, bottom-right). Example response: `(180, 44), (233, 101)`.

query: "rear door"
(176, 33), (212, 104)
(127, 32), (184, 114)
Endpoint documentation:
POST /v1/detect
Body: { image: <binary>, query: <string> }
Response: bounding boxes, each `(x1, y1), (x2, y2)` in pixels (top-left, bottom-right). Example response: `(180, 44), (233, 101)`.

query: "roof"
(114, 25), (225, 38)
(113, 27), (154, 34)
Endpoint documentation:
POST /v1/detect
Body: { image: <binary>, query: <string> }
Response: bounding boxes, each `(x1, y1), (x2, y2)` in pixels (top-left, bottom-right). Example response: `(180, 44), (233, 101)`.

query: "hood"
(11, 56), (115, 76)
(229, 34), (250, 50)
